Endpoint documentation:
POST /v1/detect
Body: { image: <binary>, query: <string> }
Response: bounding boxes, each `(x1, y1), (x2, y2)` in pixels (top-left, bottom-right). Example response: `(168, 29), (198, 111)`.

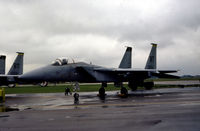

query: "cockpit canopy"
(52, 58), (75, 66)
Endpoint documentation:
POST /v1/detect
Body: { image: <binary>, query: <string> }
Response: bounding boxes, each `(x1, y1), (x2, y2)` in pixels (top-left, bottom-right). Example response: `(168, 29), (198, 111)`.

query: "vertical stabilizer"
(145, 43), (157, 69)
(119, 47), (132, 68)
(8, 52), (24, 75)
(0, 55), (6, 74)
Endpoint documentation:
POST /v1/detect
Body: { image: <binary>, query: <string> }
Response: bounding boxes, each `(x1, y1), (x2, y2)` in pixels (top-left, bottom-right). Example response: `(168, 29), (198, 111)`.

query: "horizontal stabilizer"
(158, 70), (179, 73)
(152, 72), (180, 79)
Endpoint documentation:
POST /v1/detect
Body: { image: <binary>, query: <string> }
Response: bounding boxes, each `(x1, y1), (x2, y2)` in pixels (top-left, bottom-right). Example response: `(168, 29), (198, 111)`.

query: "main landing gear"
(120, 87), (128, 96)
(8, 84), (16, 88)
(98, 82), (107, 98)
(119, 86), (128, 98)
(98, 82), (107, 100)
(98, 87), (105, 97)
(40, 81), (48, 87)
(114, 82), (128, 97)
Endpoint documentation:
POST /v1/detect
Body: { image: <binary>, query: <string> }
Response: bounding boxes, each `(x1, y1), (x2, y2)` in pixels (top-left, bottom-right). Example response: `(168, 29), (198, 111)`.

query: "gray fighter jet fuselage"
(19, 44), (178, 95)
(19, 62), (150, 83)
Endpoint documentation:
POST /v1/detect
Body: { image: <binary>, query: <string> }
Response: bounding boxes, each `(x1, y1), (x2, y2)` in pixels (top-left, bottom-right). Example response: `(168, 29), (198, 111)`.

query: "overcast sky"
(0, 0), (200, 75)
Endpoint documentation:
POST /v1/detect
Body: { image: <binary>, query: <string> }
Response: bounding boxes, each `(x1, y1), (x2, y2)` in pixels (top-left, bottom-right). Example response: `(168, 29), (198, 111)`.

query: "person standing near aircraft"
(73, 92), (79, 104)
(65, 87), (71, 96)
(73, 82), (80, 92)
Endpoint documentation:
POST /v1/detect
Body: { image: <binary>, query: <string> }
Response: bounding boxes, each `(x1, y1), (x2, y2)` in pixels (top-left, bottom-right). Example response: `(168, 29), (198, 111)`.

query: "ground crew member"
(73, 93), (79, 104)
(73, 82), (80, 92)
(65, 87), (71, 96)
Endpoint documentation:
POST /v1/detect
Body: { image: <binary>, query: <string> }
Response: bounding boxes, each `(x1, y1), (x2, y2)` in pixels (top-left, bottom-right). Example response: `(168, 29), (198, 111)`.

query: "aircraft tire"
(8, 84), (16, 88)
(40, 81), (48, 87)
(99, 87), (105, 96)
(120, 87), (128, 97)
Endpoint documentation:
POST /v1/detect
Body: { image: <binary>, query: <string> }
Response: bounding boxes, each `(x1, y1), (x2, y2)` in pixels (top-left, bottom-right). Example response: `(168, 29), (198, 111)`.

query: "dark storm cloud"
(0, 0), (199, 75)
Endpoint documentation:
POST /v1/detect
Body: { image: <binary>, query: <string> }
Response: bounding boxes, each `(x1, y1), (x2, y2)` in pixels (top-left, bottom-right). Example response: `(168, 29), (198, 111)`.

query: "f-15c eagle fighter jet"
(19, 44), (178, 96)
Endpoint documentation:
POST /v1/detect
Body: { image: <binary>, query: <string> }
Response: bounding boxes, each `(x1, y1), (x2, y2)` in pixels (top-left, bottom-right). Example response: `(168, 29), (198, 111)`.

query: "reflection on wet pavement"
(0, 104), (19, 112)
(3, 87), (200, 111)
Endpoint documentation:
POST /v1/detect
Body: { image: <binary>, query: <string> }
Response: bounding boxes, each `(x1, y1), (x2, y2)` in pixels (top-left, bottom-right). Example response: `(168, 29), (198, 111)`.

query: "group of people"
(65, 82), (80, 104)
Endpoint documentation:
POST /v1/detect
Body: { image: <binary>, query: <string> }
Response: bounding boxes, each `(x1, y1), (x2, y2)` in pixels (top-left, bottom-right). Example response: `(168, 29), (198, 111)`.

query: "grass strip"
(4, 84), (128, 94)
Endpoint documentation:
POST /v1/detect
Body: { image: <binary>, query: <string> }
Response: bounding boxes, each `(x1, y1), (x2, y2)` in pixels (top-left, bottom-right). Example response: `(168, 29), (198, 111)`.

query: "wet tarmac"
(1, 87), (200, 131)
(154, 80), (200, 86)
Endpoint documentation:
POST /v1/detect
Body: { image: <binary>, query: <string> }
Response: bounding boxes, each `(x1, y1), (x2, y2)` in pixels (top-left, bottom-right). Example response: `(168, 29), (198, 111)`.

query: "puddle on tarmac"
(0, 105), (19, 112)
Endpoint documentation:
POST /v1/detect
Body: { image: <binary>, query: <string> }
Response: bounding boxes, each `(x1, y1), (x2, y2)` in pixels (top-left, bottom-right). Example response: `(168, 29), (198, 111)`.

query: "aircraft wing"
(93, 68), (152, 72)
(94, 68), (178, 73)
(93, 68), (180, 79)
(151, 72), (180, 79)
(76, 66), (179, 82)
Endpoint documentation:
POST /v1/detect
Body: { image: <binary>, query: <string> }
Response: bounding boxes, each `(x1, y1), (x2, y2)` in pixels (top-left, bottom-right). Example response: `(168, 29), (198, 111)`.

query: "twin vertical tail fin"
(145, 43), (157, 69)
(118, 44), (157, 69)
(119, 47), (132, 68)
(8, 52), (24, 75)
(0, 55), (6, 74)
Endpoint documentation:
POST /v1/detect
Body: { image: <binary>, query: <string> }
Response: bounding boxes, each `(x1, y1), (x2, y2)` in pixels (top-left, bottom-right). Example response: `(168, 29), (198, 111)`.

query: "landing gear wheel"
(120, 87), (128, 97)
(40, 81), (48, 87)
(8, 84), (16, 88)
(98, 87), (105, 97)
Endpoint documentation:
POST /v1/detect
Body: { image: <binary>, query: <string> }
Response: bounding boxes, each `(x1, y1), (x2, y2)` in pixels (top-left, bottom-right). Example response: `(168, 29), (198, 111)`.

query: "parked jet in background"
(19, 44), (178, 96)
(0, 52), (24, 87)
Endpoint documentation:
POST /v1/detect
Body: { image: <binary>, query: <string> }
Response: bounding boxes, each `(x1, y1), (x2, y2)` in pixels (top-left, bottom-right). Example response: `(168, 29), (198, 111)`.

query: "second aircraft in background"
(0, 52), (24, 87)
